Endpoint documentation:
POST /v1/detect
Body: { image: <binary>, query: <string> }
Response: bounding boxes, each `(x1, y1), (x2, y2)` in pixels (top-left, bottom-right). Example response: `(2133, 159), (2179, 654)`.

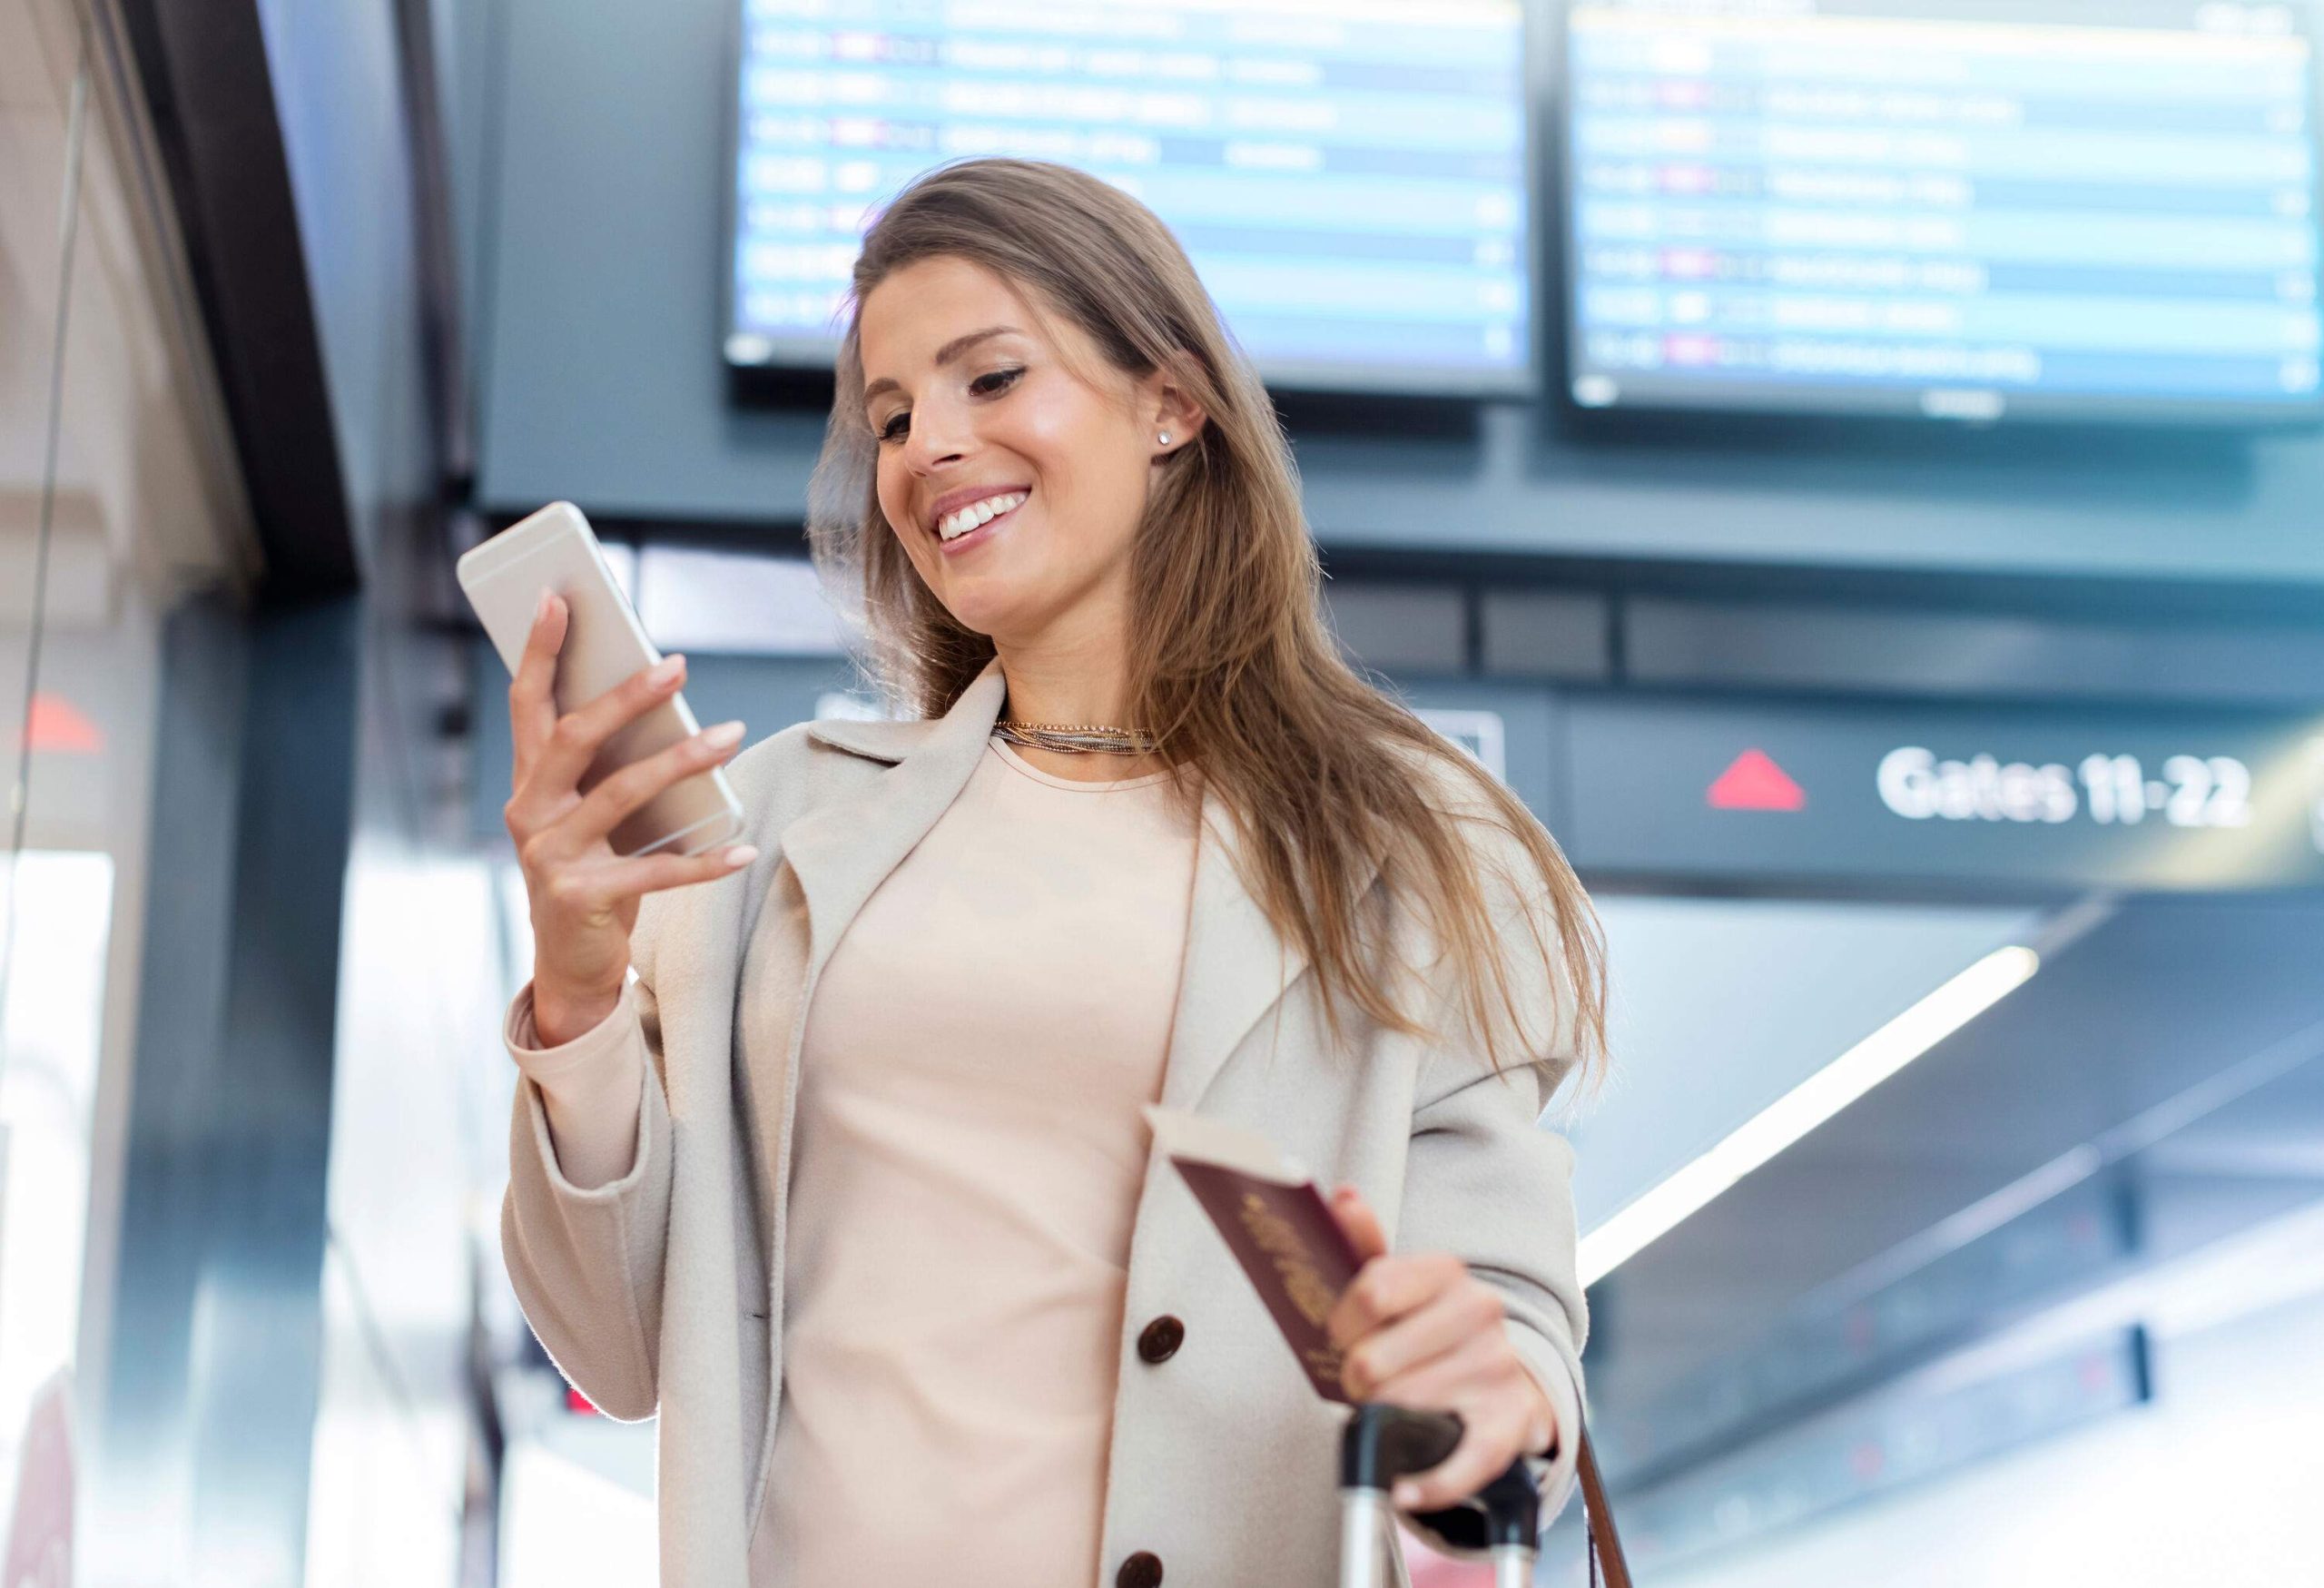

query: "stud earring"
(1157, 432), (1172, 447)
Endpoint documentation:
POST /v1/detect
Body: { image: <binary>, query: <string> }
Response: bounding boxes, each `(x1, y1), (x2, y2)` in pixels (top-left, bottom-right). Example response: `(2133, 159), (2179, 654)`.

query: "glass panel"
(0, 0), (95, 1532)
(0, 3), (170, 1547)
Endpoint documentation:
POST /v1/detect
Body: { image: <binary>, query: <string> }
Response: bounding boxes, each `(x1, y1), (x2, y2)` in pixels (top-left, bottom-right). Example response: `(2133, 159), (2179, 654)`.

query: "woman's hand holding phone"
(506, 592), (757, 1047)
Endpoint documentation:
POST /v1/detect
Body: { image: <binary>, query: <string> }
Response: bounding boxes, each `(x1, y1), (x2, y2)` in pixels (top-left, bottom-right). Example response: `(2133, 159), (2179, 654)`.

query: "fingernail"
(534, 590), (553, 622)
(650, 655), (684, 685)
(704, 720), (745, 749)
(722, 844), (758, 867)
(1393, 1483), (1422, 1508)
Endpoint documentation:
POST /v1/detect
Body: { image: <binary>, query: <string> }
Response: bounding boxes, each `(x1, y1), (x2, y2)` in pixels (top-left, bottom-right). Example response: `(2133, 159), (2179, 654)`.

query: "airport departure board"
(1563, 1), (2324, 423)
(726, 0), (1535, 396)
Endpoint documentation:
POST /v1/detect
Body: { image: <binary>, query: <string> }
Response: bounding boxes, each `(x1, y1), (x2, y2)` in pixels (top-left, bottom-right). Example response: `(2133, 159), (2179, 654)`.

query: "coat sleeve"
(1396, 1048), (1590, 1533)
(498, 939), (676, 1422)
(1392, 817), (1594, 1539)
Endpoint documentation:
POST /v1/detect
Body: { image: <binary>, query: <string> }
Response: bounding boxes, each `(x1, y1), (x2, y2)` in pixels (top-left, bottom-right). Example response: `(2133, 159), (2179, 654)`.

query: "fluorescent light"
(1578, 944), (2041, 1287)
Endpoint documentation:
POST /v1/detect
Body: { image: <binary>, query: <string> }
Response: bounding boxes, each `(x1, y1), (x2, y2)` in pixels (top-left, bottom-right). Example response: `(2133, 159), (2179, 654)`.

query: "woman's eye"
(874, 368), (1022, 445)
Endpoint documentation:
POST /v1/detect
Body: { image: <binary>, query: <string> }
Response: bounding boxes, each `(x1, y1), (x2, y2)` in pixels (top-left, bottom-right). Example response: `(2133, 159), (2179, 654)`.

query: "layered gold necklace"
(992, 719), (1160, 756)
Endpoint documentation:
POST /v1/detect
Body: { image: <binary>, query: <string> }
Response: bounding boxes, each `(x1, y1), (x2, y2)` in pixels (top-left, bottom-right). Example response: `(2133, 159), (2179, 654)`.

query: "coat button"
(1136, 1316), (1185, 1365)
(1117, 1551), (1164, 1588)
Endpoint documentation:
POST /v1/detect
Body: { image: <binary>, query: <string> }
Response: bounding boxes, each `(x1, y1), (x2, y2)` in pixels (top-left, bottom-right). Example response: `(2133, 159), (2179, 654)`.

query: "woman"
(497, 158), (1607, 1588)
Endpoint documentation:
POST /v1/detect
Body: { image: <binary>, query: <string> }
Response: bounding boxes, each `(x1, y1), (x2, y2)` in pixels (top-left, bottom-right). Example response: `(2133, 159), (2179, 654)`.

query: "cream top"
(763, 739), (1196, 1584)
(509, 738), (1198, 1585)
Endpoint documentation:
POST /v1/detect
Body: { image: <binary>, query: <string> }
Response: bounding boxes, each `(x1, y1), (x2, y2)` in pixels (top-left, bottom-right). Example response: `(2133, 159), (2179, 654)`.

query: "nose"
(902, 391), (973, 475)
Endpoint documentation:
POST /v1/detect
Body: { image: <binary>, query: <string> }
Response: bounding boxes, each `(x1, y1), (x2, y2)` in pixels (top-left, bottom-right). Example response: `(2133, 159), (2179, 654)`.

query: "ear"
(1139, 358), (1209, 453)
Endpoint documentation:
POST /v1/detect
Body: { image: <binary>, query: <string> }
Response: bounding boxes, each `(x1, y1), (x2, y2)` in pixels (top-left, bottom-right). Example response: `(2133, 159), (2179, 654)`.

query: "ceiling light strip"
(1579, 945), (2042, 1287)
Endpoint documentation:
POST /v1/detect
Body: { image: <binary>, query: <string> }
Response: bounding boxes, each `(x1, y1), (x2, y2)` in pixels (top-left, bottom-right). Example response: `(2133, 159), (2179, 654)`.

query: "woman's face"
(858, 255), (1194, 647)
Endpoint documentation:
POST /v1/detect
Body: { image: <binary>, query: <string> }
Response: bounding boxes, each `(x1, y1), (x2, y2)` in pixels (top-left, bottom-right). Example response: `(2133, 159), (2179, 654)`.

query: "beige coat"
(500, 660), (1590, 1587)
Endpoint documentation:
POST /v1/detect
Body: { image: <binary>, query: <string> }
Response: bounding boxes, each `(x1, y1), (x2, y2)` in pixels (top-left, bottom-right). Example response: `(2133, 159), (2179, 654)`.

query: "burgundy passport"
(1144, 1106), (1364, 1403)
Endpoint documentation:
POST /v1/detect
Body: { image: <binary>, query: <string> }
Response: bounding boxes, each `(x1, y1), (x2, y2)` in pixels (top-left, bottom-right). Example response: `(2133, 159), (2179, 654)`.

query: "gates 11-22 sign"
(1874, 747), (2258, 833)
(1564, 698), (2324, 891)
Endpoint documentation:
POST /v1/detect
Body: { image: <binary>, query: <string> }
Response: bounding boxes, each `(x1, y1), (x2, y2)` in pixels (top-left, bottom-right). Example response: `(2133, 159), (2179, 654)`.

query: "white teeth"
(937, 491), (1026, 540)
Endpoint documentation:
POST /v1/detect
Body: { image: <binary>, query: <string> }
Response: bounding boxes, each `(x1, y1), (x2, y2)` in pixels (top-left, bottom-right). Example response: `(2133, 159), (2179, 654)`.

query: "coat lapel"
(1157, 786), (1314, 1112)
(1157, 787), (1398, 1112)
(783, 662), (1008, 972)
(751, 660), (1007, 1228)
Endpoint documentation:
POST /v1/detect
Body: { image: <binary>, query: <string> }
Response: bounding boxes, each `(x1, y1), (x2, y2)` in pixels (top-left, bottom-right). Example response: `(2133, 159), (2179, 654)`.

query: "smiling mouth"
(933, 488), (1029, 547)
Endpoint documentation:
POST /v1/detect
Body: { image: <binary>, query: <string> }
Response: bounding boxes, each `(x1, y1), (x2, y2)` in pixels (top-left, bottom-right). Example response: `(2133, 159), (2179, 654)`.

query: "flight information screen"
(726, 0), (1534, 397)
(1562, 1), (2324, 423)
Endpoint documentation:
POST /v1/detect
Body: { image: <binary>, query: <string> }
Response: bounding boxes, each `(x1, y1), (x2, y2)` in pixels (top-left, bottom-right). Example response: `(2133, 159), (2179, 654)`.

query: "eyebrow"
(861, 325), (1020, 413)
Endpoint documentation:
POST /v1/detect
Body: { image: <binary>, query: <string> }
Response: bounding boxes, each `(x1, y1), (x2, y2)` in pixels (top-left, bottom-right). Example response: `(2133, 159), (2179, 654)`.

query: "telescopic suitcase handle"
(1337, 1405), (1538, 1588)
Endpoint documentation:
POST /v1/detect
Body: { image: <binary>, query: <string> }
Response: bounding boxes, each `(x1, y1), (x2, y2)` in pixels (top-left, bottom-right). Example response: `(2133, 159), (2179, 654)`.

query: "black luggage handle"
(1337, 1404), (1541, 1552)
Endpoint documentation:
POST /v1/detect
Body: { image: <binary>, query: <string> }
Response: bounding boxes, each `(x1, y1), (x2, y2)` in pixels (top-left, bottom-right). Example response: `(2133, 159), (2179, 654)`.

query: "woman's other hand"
(1324, 1184), (1561, 1513)
(505, 591), (757, 1045)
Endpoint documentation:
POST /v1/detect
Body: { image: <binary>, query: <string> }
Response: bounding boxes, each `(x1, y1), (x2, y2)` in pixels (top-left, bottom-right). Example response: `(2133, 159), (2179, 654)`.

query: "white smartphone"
(458, 501), (744, 858)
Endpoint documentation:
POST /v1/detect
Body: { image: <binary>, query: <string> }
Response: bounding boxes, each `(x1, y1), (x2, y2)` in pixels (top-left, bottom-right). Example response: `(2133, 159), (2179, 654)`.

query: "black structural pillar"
(113, 0), (360, 597)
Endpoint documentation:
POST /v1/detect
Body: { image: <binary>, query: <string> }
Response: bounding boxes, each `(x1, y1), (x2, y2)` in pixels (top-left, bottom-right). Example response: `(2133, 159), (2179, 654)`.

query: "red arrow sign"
(25, 693), (102, 755)
(1708, 748), (1807, 812)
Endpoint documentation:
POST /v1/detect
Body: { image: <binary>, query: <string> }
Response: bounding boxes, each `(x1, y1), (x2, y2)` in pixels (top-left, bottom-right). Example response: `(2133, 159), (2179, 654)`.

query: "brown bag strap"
(1577, 1425), (1632, 1588)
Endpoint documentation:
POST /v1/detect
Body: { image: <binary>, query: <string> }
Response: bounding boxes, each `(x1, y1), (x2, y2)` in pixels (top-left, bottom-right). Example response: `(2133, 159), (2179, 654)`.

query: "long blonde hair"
(806, 158), (1606, 1093)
